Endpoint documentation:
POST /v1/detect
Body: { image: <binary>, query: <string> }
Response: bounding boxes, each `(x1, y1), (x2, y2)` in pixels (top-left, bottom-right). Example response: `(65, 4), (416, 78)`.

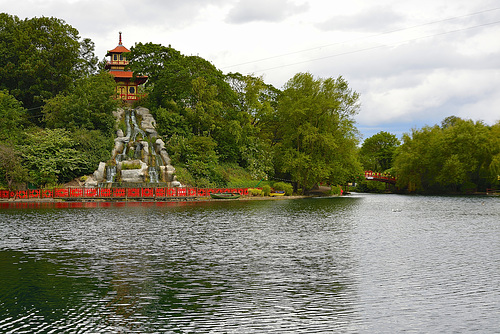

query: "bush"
(262, 185), (271, 196)
(248, 188), (263, 196)
(330, 185), (342, 195)
(353, 179), (387, 193)
(121, 160), (142, 170)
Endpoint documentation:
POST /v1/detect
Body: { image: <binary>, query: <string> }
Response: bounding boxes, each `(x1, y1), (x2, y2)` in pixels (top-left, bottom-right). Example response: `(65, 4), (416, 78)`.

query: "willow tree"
(274, 73), (362, 190)
(394, 117), (500, 193)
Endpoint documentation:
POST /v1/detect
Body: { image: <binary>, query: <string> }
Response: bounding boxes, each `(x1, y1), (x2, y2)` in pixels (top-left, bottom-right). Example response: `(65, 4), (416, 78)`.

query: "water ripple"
(1, 195), (499, 332)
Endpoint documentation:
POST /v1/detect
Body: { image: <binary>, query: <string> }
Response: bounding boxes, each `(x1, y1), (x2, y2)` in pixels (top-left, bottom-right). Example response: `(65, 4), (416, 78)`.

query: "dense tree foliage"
(20, 128), (111, 186)
(359, 131), (400, 172)
(0, 143), (30, 189)
(0, 90), (27, 143)
(0, 13), (97, 121)
(394, 117), (500, 193)
(0, 14), (111, 188)
(128, 43), (363, 189)
(273, 73), (362, 190)
(127, 43), (280, 185)
(43, 73), (118, 136)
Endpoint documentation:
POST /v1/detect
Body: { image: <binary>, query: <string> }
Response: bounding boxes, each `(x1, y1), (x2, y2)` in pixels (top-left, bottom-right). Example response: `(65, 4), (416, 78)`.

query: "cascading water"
(106, 166), (117, 183)
(149, 166), (159, 183)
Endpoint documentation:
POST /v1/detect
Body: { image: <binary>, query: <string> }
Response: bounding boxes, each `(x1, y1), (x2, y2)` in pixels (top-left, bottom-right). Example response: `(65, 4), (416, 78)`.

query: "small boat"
(270, 191), (285, 197)
(210, 192), (241, 199)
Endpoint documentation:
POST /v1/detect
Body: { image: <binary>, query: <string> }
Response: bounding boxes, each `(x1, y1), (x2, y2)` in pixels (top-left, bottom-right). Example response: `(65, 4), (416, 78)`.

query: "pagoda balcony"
(107, 60), (129, 66)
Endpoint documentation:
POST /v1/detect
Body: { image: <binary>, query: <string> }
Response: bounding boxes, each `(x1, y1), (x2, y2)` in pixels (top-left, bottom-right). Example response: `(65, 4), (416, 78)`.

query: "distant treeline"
(1, 13), (499, 193)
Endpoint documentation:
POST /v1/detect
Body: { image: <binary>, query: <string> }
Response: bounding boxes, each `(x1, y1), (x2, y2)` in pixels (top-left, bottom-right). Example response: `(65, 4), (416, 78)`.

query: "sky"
(3, 0), (500, 140)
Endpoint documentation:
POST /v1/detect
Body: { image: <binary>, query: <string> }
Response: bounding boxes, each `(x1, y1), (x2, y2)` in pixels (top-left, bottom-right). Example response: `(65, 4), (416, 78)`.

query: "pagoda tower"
(105, 32), (147, 102)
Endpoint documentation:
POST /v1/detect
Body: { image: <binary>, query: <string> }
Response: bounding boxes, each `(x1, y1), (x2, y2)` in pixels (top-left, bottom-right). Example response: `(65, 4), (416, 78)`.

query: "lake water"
(1, 194), (499, 333)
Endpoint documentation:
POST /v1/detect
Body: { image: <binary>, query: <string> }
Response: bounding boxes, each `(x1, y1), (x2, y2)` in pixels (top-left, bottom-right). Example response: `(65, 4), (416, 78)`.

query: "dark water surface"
(1, 194), (499, 333)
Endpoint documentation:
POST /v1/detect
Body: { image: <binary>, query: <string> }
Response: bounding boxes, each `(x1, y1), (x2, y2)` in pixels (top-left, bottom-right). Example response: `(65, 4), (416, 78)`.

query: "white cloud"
(226, 0), (309, 24)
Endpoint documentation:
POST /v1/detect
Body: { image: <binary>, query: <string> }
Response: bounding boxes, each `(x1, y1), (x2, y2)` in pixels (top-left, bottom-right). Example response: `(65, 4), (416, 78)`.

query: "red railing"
(0, 187), (249, 200)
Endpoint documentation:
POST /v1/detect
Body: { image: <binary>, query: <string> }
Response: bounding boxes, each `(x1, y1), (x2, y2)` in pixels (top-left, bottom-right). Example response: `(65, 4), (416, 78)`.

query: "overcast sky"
(3, 0), (500, 140)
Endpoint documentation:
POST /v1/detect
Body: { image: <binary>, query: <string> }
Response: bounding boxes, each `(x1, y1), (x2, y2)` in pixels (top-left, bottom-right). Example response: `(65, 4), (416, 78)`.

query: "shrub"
(262, 185), (271, 196)
(248, 188), (263, 196)
(330, 185), (342, 196)
(121, 160), (142, 170)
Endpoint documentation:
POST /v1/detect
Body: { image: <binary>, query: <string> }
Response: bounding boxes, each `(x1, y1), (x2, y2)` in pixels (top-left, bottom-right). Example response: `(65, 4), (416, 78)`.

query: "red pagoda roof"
(106, 45), (130, 55)
(109, 70), (148, 84)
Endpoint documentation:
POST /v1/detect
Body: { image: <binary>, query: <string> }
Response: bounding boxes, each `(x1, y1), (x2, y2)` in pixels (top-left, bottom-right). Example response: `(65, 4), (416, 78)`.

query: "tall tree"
(274, 73), (362, 190)
(0, 14), (97, 120)
(359, 131), (400, 172)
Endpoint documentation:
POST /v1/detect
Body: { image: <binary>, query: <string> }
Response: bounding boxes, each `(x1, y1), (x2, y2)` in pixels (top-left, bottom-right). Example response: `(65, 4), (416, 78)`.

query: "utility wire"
(249, 19), (500, 73)
(222, 7), (500, 70)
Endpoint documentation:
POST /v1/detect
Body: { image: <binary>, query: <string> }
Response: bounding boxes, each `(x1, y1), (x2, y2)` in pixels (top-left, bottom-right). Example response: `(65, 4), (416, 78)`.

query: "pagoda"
(105, 32), (147, 102)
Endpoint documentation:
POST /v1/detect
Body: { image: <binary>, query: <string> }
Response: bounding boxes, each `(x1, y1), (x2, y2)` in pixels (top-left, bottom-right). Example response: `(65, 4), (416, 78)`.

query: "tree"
(359, 131), (400, 172)
(43, 72), (118, 136)
(0, 14), (97, 120)
(394, 117), (500, 193)
(0, 143), (29, 189)
(0, 90), (27, 143)
(274, 73), (362, 190)
(22, 128), (89, 186)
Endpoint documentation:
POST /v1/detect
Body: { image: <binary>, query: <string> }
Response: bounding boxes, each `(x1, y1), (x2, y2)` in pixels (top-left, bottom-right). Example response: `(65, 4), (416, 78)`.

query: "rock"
(119, 160), (148, 183)
(84, 175), (98, 188)
(113, 108), (125, 122)
(155, 139), (171, 165)
(93, 162), (106, 182)
(140, 141), (149, 164)
(111, 139), (125, 160)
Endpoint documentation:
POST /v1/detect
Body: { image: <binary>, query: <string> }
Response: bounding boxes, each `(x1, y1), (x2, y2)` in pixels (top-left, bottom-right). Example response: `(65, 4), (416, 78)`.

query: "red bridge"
(364, 171), (396, 184)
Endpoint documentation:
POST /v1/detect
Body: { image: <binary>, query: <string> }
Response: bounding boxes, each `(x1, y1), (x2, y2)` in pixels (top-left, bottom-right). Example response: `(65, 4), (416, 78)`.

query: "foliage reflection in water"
(0, 195), (499, 333)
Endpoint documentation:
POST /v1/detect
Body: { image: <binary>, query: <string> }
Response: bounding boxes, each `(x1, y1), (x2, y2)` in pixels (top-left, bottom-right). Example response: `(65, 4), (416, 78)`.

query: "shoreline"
(0, 195), (311, 204)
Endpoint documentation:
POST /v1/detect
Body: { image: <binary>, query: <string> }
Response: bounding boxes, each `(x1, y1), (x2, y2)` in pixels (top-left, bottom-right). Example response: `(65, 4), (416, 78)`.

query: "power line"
(249, 19), (500, 74)
(222, 7), (500, 70)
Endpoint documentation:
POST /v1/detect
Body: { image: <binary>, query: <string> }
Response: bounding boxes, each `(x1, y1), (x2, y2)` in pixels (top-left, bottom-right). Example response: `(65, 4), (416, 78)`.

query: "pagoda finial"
(119, 31), (122, 45)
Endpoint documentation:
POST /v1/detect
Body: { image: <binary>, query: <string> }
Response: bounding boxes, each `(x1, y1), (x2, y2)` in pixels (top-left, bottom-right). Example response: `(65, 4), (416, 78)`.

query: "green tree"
(394, 117), (500, 193)
(225, 73), (278, 178)
(274, 73), (362, 190)
(0, 90), (27, 143)
(359, 131), (400, 172)
(0, 14), (97, 120)
(43, 72), (118, 136)
(168, 135), (223, 187)
(128, 42), (247, 164)
(22, 128), (89, 186)
(0, 143), (30, 189)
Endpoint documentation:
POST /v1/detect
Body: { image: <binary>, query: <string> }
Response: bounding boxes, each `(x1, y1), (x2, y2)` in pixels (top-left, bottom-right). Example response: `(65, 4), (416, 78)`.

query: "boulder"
(119, 160), (148, 183)
(84, 175), (98, 188)
(93, 162), (106, 182)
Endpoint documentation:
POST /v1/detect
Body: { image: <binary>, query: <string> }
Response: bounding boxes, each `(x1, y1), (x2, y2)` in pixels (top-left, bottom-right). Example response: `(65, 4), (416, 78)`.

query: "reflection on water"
(1, 195), (499, 332)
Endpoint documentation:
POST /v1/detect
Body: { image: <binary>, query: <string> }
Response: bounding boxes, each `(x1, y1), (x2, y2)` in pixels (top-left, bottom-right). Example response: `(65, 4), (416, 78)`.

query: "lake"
(1, 194), (499, 333)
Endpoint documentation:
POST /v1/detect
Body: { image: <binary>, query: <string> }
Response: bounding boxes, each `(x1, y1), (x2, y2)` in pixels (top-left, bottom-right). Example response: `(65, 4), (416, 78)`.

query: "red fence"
(0, 187), (249, 200)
